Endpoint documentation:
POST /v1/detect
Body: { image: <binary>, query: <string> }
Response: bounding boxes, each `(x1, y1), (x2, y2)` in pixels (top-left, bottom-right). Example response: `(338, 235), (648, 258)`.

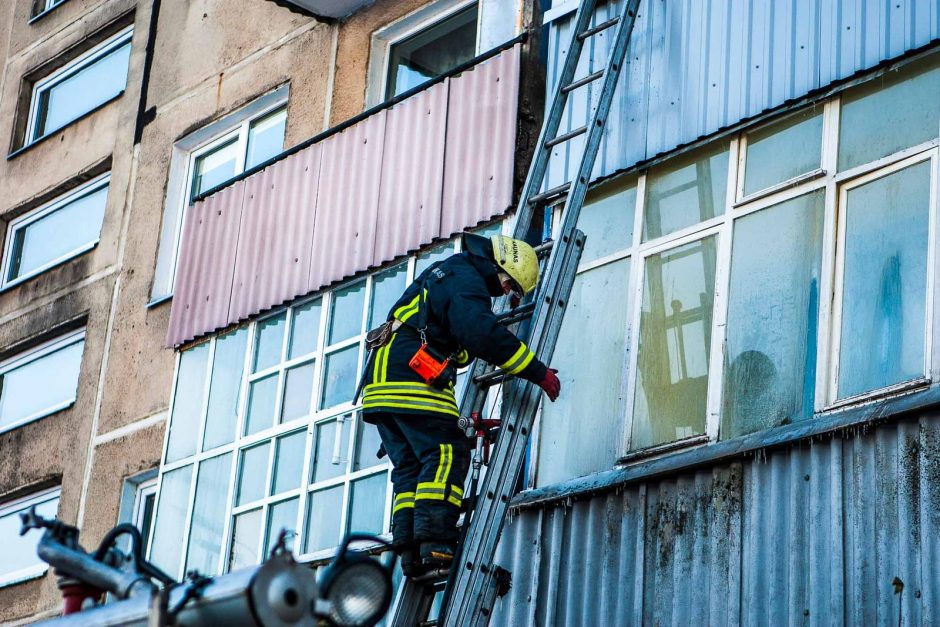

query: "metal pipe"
(37, 539), (154, 600)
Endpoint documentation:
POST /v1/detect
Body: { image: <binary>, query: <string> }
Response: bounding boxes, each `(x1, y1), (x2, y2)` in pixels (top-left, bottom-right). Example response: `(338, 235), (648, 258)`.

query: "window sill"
(0, 241), (100, 293)
(7, 92), (124, 161)
(146, 293), (173, 309)
(0, 565), (49, 588)
(0, 399), (77, 435)
(618, 433), (709, 463)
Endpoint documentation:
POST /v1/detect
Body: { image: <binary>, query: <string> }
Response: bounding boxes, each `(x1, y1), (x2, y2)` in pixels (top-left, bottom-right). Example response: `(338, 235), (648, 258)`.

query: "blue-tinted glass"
(244, 374), (278, 436)
(328, 282), (366, 344)
(150, 465), (193, 576)
(289, 299), (322, 359)
(348, 474), (387, 535)
(320, 346), (358, 409)
(0, 493), (58, 581)
(237, 443), (270, 506)
(191, 139), (239, 200)
(744, 110), (823, 195)
(253, 313), (286, 372)
(246, 109), (287, 169)
(265, 498), (299, 554)
(369, 264), (407, 328)
(280, 362), (314, 423)
(415, 244), (453, 276)
(0, 338), (83, 432)
(304, 486), (343, 553)
(165, 344), (209, 462)
(185, 453), (232, 575)
(272, 431), (307, 494)
(643, 146), (727, 241)
(203, 328), (248, 451)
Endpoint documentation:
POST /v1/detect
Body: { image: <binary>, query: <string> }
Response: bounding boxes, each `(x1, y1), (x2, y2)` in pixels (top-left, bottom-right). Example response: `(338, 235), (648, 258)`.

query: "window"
(150, 231), (502, 576)
(0, 488), (59, 587)
(0, 330), (84, 433)
(133, 479), (157, 556)
(385, 3), (478, 99)
(25, 27), (133, 145)
(2, 173), (109, 288)
(151, 90), (288, 300)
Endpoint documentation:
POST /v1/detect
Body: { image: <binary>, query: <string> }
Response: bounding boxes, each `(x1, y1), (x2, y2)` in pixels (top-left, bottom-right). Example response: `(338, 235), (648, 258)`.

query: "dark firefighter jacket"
(361, 235), (547, 420)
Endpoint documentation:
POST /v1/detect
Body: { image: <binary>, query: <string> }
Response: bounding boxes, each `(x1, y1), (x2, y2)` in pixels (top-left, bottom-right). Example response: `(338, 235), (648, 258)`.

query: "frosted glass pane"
(321, 345), (358, 409)
(166, 344), (209, 462)
(280, 362), (314, 423)
(312, 418), (350, 483)
(643, 146), (727, 241)
(537, 259), (630, 486)
(185, 453), (232, 575)
(0, 338), (83, 432)
(203, 329), (247, 451)
(578, 183), (636, 264)
(236, 443), (270, 506)
(838, 162), (931, 398)
(838, 60), (940, 172)
(632, 237), (717, 449)
(253, 313), (286, 372)
(272, 431), (306, 495)
(150, 465), (193, 576)
(265, 498), (299, 555)
(328, 282), (366, 345)
(744, 110), (823, 195)
(0, 493), (57, 581)
(304, 486), (344, 553)
(369, 264), (408, 328)
(348, 474), (387, 535)
(289, 299), (321, 359)
(229, 509), (262, 571)
(244, 374), (277, 436)
(722, 192), (824, 438)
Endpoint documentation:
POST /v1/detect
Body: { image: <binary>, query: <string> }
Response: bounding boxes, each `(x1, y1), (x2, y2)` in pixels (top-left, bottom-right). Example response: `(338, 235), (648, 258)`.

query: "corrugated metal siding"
(545, 0), (940, 187)
(492, 413), (940, 625)
(167, 45), (521, 347)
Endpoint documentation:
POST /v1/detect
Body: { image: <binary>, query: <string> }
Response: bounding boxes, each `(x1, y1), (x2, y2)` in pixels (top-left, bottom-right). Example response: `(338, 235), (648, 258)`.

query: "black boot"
(419, 541), (456, 569)
(400, 548), (425, 578)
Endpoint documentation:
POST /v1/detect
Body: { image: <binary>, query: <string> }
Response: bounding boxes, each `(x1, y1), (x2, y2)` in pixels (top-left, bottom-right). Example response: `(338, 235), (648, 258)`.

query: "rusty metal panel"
(307, 110), (387, 294)
(373, 80), (449, 266)
(229, 144), (323, 323)
(440, 43), (520, 238)
(166, 181), (246, 347)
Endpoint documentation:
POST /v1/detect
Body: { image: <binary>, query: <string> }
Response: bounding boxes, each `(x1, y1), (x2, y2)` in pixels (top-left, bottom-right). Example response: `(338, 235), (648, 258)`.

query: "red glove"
(538, 368), (560, 401)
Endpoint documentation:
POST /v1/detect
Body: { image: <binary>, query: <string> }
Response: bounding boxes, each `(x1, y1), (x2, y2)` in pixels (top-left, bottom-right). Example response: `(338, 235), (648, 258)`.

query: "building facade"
(0, 0), (938, 625)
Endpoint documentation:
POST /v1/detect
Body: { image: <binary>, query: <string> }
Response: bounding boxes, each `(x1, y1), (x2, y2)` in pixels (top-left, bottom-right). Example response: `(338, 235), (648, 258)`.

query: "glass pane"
(165, 344), (209, 463)
(354, 419), (384, 471)
(0, 494), (57, 580)
(236, 443), (270, 506)
(246, 108), (287, 169)
(838, 60), (940, 172)
(415, 243), (453, 276)
(253, 313), (286, 372)
(369, 264), (408, 328)
(320, 345), (359, 409)
(328, 282), (366, 345)
(289, 298), (322, 359)
(265, 498), (299, 555)
(272, 431), (307, 494)
(149, 465), (193, 576)
(385, 5), (478, 99)
(191, 139), (239, 200)
(643, 146), (728, 241)
(281, 362), (315, 423)
(838, 161), (931, 398)
(304, 486), (344, 553)
(8, 183), (108, 282)
(744, 110), (823, 196)
(203, 328), (248, 451)
(578, 182), (636, 264)
(139, 492), (156, 557)
(184, 453), (232, 575)
(0, 338), (83, 432)
(229, 508), (262, 571)
(722, 192), (824, 438)
(537, 259), (630, 486)
(632, 236), (717, 449)
(348, 474), (387, 535)
(244, 374), (278, 436)
(35, 40), (131, 139)
(312, 418), (350, 483)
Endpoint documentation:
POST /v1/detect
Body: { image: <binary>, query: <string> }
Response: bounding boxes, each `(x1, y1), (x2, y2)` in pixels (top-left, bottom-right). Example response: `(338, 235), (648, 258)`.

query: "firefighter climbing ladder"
(391, 0), (641, 624)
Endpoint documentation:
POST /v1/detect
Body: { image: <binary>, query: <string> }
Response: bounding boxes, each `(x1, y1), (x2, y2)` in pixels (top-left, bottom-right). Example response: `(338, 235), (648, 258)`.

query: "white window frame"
(133, 478), (158, 535)
(0, 329), (85, 434)
(0, 487), (60, 587)
(0, 173), (110, 290)
(151, 87), (289, 302)
(24, 26), (133, 145)
(43, 0), (67, 11)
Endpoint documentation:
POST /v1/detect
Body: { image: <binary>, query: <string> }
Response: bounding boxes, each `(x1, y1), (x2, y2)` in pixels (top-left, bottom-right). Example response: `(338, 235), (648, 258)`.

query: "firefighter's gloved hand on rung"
(538, 368), (560, 401)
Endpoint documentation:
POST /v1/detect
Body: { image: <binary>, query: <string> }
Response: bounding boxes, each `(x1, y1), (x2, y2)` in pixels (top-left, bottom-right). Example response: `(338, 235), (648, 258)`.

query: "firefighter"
(360, 232), (561, 576)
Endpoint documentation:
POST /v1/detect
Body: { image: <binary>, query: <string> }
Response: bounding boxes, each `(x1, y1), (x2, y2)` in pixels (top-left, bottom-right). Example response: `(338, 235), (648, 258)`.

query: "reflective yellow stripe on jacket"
(499, 342), (536, 376)
(362, 381), (459, 417)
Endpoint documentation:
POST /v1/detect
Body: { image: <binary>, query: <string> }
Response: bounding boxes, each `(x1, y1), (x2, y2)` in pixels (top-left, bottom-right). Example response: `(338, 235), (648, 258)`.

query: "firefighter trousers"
(372, 411), (470, 548)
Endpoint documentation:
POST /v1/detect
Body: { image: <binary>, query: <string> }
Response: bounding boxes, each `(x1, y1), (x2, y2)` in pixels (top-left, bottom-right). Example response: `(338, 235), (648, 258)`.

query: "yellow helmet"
(491, 235), (540, 295)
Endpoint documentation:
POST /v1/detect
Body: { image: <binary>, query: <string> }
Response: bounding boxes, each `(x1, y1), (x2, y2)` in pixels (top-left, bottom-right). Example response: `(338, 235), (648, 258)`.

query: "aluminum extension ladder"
(390, 0), (641, 624)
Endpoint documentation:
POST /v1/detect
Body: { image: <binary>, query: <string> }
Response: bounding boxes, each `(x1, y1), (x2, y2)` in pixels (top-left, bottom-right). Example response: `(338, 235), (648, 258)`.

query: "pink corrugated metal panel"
(440, 43), (521, 238)
(307, 109), (387, 294)
(166, 181), (246, 347)
(373, 80), (449, 266)
(229, 144), (323, 323)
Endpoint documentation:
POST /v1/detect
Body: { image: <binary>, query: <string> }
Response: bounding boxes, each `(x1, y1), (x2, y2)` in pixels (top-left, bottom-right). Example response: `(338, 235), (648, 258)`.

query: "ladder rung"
(562, 69), (605, 94)
(528, 182), (571, 205)
(577, 16), (621, 41)
(496, 302), (535, 326)
(544, 125), (587, 149)
(474, 370), (510, 387)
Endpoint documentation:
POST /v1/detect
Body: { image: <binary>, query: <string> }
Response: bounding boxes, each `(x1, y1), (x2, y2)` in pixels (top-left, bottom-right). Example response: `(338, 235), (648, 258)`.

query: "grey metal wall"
(492, 412), (940, 625)
(544, 0), (940, 188)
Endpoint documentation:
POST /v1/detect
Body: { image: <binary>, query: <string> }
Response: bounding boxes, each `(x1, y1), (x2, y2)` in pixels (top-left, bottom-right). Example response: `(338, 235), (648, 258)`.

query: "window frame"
(0, 329), (85, 434)
(0, 172), (110, 290)
(24, 26), (133, 145)
(0, 487), (60, 587)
